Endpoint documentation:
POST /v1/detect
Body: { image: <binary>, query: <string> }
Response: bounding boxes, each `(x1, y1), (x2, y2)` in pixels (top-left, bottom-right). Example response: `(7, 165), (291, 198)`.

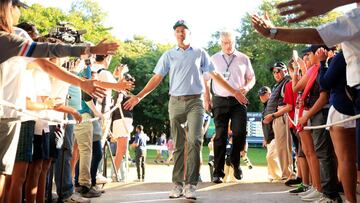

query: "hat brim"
(269, 66), (282, 71)
(258, 91), (267, 96)
(173, 24), (189, 30)
(15, 2), (29, 9)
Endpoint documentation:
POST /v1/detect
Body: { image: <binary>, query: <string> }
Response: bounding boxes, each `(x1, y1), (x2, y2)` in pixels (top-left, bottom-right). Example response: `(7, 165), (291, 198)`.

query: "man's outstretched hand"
(90, 39), (120, 55)
(80, 79), (106, 98)
(251, 13), (274, 38)
(277, 0), (346, 23)
(123, 95), (140, 110)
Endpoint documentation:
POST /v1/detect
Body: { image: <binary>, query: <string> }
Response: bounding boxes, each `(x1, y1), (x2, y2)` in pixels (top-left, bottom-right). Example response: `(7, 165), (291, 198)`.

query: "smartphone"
(293, 50), (299, 61)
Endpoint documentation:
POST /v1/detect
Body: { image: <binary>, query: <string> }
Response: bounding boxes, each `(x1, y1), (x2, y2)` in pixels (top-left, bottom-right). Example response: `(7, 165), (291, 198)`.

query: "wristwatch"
(269, 28), (278, 39)
(271, 113), (276, 119)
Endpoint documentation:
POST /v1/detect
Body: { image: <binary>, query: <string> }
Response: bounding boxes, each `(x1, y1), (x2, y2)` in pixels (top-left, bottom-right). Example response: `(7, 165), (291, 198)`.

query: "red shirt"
(283, 81), (297, 128)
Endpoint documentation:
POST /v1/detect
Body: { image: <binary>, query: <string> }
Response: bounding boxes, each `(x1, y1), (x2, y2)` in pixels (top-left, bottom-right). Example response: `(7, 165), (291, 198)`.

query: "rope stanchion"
(0, 99), (120, 125)
(285, 113), (360, 131)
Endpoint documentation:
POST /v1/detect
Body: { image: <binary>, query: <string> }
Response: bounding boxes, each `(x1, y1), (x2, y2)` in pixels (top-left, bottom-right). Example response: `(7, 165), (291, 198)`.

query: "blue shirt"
(153, 46), (215, 96)
(134, 132), (149, 151)
(77, 66), (93, 115)
(319, 52), (355, 116)
(68, 85), (82, 110)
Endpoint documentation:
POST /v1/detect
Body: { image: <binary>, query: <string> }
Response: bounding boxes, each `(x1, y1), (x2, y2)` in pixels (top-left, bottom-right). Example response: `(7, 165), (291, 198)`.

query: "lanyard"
(222, 54), (235, 72)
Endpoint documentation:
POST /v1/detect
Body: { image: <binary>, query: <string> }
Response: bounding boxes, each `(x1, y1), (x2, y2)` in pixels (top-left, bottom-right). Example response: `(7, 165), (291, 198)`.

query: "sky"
(25, 0), (356, 47)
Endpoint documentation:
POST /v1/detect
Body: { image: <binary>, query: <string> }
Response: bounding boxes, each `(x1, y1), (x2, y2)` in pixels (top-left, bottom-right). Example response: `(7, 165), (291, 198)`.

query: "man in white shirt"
(207, 30), (255, 183)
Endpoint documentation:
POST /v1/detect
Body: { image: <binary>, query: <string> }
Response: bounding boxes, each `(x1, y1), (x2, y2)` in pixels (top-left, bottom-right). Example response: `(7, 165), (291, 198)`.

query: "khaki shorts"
(0, 118), (21, 175)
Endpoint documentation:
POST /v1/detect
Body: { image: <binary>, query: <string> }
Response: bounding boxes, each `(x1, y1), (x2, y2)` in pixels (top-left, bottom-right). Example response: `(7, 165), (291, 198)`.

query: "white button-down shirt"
(317, 7), (360, 87)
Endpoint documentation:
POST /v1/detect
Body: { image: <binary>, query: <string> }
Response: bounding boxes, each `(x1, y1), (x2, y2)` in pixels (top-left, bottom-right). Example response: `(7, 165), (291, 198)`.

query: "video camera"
(48, 22), (86, 44)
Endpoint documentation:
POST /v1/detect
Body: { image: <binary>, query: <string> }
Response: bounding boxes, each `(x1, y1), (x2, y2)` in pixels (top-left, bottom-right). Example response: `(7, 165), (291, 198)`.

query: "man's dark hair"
(136, 125), (144, 131)
(95, 55), (108, 62)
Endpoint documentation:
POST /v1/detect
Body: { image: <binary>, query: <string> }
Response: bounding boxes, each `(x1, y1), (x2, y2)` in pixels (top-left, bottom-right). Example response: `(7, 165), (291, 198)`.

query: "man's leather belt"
(171, 94), (201, 101)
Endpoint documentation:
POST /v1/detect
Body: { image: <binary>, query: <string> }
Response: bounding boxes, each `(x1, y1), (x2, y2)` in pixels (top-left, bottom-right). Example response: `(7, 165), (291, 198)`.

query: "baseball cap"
(302, 45), (329, 54)
(12, 0), (29, 9)
(269, 62), (287, 72)
(173, 20), (189, 30)
(258, 86), (271, 96)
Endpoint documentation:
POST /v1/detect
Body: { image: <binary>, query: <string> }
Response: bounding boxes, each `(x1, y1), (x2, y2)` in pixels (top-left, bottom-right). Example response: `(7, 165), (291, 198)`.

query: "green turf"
(128, 146), (267, 166)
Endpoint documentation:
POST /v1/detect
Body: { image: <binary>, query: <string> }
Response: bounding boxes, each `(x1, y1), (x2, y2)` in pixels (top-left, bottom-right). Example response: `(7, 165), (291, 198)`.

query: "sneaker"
(91, 185), (105, 194)
(184, 184), (197, 200)
(285, 177), (302, 187)
(288, 183), (308, 194)
(298, 186), (314, 197)
(169, 184), (183, 198)
(96, 174), (111, 184)
(80, 186), (102, 198)
(301, 189), (322, 202)
(312, 195), (341, 203)
(63, 193), (91, 203)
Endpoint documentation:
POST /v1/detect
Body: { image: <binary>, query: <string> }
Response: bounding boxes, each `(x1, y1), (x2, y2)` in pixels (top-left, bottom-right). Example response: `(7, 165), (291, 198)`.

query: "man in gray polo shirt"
(124, 20), (247, 200)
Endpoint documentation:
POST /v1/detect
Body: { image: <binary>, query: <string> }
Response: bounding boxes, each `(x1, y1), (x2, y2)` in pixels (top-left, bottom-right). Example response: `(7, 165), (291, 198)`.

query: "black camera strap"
(97, 68), (105, 74)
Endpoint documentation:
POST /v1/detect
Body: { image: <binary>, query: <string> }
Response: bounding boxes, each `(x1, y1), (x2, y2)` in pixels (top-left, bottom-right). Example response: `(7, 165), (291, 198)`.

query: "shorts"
(15, 121), (35, 162)
(326, 105), (356, 130)
(0, 118), (21, 175)
(112, 118), (133, 138)
(33, 131), (50, 160)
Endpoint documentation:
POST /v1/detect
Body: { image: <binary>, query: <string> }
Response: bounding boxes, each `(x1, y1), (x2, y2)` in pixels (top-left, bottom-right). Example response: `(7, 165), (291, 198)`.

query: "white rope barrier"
(286, 112), (360, 130)
(0, 99), (120, 125)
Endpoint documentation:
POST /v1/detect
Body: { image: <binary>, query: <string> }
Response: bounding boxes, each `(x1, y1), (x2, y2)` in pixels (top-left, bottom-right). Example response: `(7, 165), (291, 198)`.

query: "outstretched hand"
(123, 95), (141, 110)
(80, 79), (106, 99)
(251, 12), (274, 38)
(277, 0), (341, 23)
(115, 78), (135, 92)
(91, 39), (120, 55)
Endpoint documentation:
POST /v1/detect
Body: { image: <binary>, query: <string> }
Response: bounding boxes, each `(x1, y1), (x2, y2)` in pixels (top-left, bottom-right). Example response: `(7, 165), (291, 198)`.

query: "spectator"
(154, 133), (166, 164)
(131, 125), (149, 182)
(258, 86), (281, 182)
(263, 62), (294, 181)
(166, 138), (174, 165)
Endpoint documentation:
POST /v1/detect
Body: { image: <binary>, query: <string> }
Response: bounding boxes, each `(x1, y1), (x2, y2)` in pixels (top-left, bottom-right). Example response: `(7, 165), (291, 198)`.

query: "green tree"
(20, 0), (114, 43)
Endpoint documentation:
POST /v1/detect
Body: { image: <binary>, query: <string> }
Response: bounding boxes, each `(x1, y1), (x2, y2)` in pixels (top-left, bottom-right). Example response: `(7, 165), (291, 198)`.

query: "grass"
(129, 146), (267, 166)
